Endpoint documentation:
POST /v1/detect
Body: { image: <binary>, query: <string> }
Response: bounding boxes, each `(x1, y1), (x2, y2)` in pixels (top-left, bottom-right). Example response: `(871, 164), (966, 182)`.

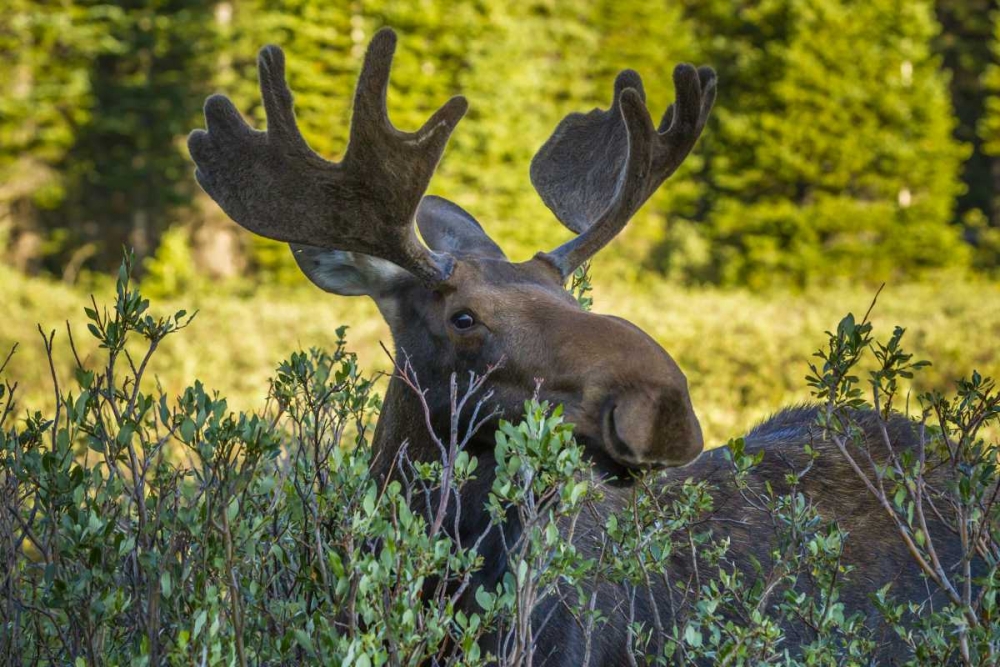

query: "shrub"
(1, 256), (997, 665)
(808, 305), (1000, 663)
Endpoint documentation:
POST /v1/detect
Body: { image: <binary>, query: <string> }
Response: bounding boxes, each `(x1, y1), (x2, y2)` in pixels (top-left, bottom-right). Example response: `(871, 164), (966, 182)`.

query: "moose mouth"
(578, 440), (638, 487)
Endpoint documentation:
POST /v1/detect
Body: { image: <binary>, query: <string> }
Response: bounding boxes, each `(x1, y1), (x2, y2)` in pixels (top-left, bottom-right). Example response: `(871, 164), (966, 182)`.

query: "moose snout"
(600, 385), (704, 469)
(549, 312), (704, 472)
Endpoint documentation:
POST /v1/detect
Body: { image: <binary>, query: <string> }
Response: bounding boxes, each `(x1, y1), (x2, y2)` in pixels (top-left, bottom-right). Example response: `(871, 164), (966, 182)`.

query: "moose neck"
(371, 373), (443, 480)
(369, 287), (500, 486)
(371, 370), (501, 475)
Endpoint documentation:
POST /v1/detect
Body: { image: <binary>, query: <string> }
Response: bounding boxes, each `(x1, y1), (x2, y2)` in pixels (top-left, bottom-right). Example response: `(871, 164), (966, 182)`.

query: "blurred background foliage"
(5, 0), (1000, 285)
(2, 0), (1000, 444)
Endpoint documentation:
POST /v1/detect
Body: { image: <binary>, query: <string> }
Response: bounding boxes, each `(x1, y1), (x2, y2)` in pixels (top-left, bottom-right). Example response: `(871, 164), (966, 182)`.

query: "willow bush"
(1, 257), (997, 665)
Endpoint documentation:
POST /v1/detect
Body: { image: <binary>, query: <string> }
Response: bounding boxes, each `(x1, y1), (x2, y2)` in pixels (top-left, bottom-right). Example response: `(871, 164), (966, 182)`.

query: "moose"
(189, 29), (973, 665)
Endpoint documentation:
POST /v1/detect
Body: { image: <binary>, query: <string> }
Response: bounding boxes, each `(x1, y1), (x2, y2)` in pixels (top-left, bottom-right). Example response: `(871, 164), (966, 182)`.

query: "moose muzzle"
(601, 383), (704, 469)
(546, 308), (705, 473)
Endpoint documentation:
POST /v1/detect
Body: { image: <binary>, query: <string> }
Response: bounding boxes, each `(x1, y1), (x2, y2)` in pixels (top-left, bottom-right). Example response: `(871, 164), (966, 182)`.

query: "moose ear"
(416, 195), (506, 260)
(290, 244), (410, 297)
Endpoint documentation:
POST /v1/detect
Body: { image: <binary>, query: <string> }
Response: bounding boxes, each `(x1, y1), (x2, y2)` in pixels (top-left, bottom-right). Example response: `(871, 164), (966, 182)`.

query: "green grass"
(2, 262), (998, 447)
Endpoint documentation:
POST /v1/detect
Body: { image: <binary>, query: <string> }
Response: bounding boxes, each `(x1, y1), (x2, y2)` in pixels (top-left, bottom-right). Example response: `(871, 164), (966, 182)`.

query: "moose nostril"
(601, 402), (637, 463)
(599, 389), (704, 469)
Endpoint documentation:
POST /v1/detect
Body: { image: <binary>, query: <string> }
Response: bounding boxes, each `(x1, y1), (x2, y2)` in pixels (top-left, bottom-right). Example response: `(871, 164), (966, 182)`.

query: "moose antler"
(530, 65), (716, 278)
(188, 28), (467, 286)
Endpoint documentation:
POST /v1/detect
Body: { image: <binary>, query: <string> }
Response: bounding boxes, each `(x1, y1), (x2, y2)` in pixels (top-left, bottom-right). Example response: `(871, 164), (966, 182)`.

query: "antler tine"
(188, 28), (467, 287)
(530, 64), (717, 278)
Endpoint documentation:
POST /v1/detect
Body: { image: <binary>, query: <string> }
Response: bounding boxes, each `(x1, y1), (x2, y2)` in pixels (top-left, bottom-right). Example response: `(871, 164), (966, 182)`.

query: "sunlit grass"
(2, 263), (997, 447)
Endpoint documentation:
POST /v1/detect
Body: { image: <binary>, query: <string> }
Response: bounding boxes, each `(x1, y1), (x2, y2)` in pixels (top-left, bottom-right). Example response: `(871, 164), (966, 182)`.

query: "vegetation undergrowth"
(1, 256), (997, 665)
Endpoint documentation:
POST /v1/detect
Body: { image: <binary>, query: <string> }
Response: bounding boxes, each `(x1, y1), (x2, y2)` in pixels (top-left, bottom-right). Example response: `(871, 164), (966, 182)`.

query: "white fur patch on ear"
(291, 245), (408, 297)
(353, 253), (410, 293)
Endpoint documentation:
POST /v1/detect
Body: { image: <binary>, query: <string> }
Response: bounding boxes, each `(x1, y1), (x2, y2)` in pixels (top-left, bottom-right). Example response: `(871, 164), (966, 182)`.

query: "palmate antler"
(192, 28), (715, 287)
(188, 28), (466, 286)
(531, 65), (716, 278)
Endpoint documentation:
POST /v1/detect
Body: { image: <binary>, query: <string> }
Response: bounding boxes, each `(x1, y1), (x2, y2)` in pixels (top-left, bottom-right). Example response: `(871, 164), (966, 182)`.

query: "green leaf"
(117, 424), (134, 446)
(75, 368), (95, 389)
(87, 436), (105, 454)
(294, 629), (315, 656)
(684, 624), (703, 648)
(475, 587), (494, 611)
(226, 498), (239, 523)
(192, 610), (207, 639)
(179, 417), (195, 443)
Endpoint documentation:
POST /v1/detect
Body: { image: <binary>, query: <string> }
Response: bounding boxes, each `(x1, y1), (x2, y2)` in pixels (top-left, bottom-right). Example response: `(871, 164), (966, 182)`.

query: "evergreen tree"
(935, 0), (999, 233)
(435, 1), (599, 260)
(670, 0), (969, 287)
(212, 0), (354, 282)
(433, 0), (698, 267)
(976, 10), (1000, 270)
(50, 0), (217, 271)
(587, 0), (704, 277)
(0, 2), (102, 270)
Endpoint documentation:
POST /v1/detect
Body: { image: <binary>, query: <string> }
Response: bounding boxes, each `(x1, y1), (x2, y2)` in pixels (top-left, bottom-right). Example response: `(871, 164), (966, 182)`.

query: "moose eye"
(450, 310), (477, 331)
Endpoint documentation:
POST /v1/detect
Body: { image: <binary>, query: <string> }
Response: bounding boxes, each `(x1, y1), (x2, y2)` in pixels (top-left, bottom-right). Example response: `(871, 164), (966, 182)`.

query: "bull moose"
(189, 28), (973, 665)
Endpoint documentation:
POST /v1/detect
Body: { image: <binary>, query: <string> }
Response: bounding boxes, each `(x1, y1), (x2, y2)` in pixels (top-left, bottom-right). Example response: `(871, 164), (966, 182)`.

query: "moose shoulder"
(190, 29), (970, 664)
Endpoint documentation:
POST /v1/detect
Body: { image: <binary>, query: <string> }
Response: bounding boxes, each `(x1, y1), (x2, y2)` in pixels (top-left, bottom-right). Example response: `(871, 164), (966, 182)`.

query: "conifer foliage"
(668, 0), (969, 287)
(0, 0), (993, 284)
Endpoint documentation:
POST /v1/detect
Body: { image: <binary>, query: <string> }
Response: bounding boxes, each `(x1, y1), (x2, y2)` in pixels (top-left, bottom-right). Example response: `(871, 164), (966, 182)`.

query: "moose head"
(189, 29), (715, 476)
